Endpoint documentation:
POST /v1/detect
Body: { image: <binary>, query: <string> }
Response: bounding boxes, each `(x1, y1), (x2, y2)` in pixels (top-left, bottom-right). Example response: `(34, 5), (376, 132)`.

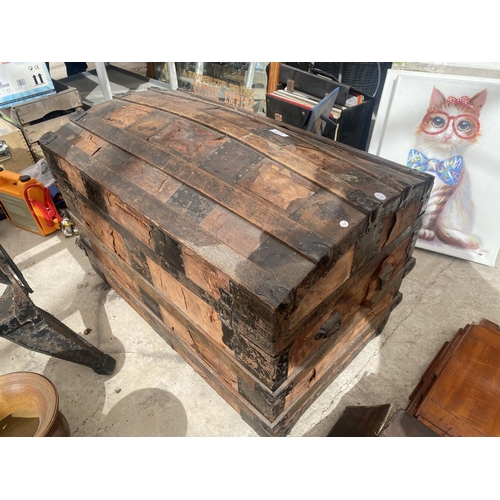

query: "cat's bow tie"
(407, 149), (463, 186)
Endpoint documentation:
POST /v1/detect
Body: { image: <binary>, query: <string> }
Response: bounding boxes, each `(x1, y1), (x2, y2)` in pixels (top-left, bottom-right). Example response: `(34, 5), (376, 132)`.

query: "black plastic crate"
(313, 62), (392, 98)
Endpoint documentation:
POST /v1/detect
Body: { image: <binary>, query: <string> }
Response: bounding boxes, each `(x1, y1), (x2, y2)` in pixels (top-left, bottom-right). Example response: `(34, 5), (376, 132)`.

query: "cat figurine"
(407, 86), (487, 250)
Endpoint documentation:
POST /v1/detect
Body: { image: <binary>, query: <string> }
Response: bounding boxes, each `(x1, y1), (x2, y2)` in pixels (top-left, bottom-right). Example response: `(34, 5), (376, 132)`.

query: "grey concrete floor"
(1, 214), (499, 437)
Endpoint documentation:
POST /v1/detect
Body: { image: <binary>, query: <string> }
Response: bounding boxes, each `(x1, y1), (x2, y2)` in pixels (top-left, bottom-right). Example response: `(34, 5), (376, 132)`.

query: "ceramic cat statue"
(407, 87), (487, 250)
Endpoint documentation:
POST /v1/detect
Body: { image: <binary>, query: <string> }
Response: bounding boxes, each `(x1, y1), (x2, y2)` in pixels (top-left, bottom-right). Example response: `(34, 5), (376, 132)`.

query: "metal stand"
(0, 245), (116, 375)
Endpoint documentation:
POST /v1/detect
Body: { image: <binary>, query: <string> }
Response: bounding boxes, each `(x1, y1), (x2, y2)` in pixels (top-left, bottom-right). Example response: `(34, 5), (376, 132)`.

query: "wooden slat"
(286, 214), (422, 339)
(12, 87), (82, 125)
(118, 91), (401, 217)
(285, 292), (395, 409)
(42, 131), (294, 311)
(23, 115), (72, 144)
(238, 158), (319, 213)
(287, 244), (414, 375)
(100, 101), (151, 129)
(119, 156), (181, 204)
(56, 157), (87, 194)
(74, 219), (281, 401)
(91, 243), (139, 296)
(147, 256), (225, 346)
(275, 120), (433, 195)
(161, 88), (433, 196)
(72, 129), (108, 155)
(79, 203), (129, 264)
(75, 213), (404, 424)
(182, 246), (231, 301)
(148, 116), (227, 165)
(378, 200), (424, 251)
(105, 190), (153, 248)
(199, 205), (265, 258)
(126, 108), (178, 140)
(290, 246), (355, 329)
(71, 111), (336, 264)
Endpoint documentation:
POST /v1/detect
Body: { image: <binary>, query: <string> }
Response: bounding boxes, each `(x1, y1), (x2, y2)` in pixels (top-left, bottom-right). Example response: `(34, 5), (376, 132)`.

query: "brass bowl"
(0, 372), (70, 437)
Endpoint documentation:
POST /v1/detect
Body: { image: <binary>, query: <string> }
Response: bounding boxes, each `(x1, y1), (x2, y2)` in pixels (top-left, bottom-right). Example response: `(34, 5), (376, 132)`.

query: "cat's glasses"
(421, 111), (480, 140)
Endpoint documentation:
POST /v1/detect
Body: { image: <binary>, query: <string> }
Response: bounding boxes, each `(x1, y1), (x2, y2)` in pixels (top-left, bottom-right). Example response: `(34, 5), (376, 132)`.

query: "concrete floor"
(1, 214), (499, 437)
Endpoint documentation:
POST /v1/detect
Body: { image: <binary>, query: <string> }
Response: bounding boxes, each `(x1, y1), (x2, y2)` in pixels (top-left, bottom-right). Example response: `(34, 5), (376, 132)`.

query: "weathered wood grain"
(42, 131), (295, 313)
(40, 89), (432, 436)
(71, 111), (336, 265)
(199, 205), (265, 258)
(238, 158), (319, 213)
(119, 91), (403, 219)
(75, 219), (405, 431)
(136, 88), (433, 204)
(407, 320), (500, 437)
(57, 153), (423, 364)
(147, 256), (224, 346)
(118, 156), (181, 204)
(290, 246), (355, 330)
(287, 240), (414, 375)
(71, 200), (416, 400)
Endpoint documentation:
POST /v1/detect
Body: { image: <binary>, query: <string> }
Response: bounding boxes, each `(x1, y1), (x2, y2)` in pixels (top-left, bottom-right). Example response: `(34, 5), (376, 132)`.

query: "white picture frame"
(369, 69), (500, 267)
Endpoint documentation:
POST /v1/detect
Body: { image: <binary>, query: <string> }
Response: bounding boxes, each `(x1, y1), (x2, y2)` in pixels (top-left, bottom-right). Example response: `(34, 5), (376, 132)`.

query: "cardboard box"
(0, 117), (35, 172)
(0, 62), (56, 109)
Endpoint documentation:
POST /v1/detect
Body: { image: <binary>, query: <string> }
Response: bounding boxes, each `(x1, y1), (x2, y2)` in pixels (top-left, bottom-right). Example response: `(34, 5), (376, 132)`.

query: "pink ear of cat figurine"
(407, 86), (487, 250)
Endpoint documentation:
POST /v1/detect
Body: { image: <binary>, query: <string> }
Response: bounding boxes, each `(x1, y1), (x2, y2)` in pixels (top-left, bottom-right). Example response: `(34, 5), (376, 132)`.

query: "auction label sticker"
(269, 129), (289, 137)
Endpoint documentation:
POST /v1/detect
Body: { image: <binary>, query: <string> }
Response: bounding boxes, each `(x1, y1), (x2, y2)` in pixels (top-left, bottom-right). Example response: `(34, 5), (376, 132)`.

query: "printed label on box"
(0, 62), (56, 109)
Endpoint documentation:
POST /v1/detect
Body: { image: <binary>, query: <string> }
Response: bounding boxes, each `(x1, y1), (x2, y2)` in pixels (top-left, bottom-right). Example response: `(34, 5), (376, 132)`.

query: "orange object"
(0, 166), (61, 236)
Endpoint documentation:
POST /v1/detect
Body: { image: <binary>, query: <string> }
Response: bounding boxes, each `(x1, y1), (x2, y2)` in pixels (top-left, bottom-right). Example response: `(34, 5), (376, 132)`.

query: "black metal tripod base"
(1, 244), (117, 376)
(94, 354), (116, 375)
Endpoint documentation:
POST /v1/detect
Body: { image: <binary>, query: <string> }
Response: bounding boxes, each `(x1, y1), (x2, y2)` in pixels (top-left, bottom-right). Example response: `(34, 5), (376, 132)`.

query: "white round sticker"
(374, 192), (386, 201)
(340, 220), (349, 227)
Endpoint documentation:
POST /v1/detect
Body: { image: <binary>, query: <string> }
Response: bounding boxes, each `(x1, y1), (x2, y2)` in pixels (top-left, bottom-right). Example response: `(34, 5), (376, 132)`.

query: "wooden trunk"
(40, 89), (433, 436)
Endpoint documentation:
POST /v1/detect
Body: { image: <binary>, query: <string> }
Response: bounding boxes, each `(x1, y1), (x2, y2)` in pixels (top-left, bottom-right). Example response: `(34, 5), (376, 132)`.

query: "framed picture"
(369, 69), (500, 267)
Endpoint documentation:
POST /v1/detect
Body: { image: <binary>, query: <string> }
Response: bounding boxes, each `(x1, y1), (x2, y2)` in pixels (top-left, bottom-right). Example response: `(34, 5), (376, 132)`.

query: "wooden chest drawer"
(40, 89), (433, 436)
